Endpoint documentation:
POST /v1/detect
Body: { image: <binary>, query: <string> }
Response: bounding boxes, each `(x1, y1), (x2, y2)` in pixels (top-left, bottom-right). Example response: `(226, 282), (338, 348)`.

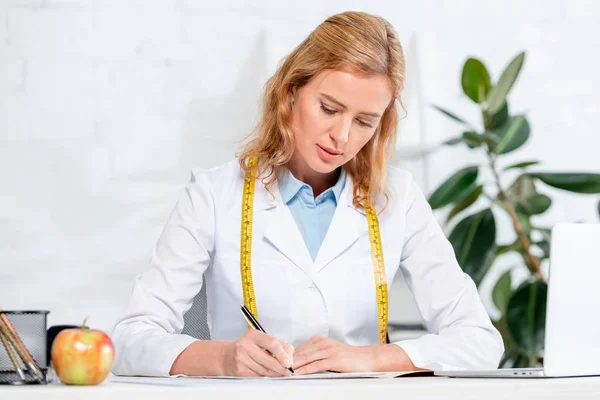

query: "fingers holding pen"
(251, 330), (294, 370)
(223, 329), (294, 377)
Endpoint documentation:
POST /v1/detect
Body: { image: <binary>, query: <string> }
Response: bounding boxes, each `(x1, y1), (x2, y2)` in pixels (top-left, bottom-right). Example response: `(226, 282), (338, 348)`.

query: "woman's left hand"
(292, 336), (379, 375)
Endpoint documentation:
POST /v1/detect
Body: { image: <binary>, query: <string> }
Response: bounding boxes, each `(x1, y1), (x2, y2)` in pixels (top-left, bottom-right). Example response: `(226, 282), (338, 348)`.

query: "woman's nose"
(330, 116), (352, 145)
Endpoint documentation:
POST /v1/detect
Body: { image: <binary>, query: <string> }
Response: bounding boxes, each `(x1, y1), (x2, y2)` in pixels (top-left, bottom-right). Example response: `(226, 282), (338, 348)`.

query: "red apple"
(50, 317), (114, 385)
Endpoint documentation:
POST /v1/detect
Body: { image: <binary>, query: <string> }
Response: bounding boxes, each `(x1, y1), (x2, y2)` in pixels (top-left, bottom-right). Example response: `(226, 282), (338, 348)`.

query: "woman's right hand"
(221, 330), (294, 377)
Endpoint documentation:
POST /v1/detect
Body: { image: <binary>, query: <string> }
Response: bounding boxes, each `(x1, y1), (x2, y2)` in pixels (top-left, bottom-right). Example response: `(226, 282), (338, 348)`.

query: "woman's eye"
(320, 104), (336, 115)
(357, 119), (373, 128)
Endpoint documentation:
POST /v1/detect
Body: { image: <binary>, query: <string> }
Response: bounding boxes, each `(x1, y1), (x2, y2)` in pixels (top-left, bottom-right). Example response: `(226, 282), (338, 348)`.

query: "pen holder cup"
(0, 310), (49, 385)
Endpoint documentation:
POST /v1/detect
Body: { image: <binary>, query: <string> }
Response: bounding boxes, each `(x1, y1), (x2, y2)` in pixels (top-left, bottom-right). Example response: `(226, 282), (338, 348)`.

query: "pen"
(240, 304), (294, 374)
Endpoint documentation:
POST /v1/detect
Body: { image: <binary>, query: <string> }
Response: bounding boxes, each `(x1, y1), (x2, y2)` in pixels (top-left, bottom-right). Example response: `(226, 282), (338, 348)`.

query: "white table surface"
(2, 374), (600, 400)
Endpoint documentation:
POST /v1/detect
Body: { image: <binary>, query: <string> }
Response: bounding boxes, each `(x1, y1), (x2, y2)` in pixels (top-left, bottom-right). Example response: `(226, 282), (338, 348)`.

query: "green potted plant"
(428, 51), (600, 368)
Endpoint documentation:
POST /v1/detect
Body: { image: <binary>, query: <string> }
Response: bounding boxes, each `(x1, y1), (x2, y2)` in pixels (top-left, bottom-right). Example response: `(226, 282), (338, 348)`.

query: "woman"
(112, 11), (504, 377)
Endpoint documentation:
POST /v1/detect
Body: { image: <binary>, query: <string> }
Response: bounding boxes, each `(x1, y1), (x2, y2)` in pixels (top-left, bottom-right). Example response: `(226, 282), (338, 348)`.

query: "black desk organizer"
(0, 310), (49, 385)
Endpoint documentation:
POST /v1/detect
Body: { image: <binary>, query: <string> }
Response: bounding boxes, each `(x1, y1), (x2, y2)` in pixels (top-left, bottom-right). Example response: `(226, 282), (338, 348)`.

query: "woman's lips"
(317, 145), (343, 161)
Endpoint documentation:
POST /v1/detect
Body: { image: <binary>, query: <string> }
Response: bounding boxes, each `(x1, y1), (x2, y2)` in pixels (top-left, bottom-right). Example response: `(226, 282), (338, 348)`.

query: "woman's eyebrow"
(319, 93), (381, 118)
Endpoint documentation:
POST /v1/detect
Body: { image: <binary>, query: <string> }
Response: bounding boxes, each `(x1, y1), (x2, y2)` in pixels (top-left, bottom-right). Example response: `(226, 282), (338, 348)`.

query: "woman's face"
(288, 68), (393, 176)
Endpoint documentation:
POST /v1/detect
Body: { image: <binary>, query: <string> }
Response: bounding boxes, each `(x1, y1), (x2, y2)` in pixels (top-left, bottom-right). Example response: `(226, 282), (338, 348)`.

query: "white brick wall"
(1, 0), (599, 331)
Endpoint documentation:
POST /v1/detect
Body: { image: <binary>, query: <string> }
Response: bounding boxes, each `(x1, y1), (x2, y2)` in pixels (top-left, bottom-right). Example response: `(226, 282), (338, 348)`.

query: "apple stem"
(82, 316), (89, 330)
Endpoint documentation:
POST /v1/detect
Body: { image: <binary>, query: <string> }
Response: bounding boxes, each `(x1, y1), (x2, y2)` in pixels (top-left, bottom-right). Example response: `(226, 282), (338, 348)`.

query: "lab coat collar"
(261, 183), (315, 279)
(248, 167), (313, 277)
(256, 168), (367, 277)
(344, 173), (367, 216)
(251, 165), (364, 213)
(278, 167), (347, 206)
(251, 171), (278, 212)
(314, 174), (366, 271)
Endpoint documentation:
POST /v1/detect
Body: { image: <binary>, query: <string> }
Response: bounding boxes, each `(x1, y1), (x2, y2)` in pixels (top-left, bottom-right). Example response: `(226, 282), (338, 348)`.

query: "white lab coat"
(111, 159), (504, 377)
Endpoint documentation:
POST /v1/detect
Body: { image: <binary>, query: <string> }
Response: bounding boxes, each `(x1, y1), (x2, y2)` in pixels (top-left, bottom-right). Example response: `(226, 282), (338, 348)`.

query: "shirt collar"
(278, 167), (346, 205)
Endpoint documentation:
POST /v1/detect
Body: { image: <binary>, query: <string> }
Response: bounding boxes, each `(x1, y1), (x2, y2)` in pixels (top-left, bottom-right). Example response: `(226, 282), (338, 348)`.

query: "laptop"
(435, 223), (600, 378)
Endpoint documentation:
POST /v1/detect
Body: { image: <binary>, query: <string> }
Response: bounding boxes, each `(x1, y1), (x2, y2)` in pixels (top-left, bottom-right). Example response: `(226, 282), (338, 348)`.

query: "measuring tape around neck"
(240, 156), (389, 344)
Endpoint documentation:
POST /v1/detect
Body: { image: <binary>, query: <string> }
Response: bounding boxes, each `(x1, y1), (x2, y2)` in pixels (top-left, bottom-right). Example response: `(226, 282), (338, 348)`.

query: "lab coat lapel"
(257, 177), (315, 280)
(314, 174), (365, 272)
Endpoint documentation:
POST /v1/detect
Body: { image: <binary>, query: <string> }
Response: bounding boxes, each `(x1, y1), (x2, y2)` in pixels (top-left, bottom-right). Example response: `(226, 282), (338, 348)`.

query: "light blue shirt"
(278, 168), (346, 261)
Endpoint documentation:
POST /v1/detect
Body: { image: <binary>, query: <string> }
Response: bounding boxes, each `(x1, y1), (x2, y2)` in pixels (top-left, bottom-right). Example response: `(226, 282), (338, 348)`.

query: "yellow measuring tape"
(240, 156), (388, 344)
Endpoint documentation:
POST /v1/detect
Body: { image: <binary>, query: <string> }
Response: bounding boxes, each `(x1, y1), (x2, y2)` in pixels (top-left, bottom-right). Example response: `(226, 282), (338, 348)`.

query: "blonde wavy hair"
(238, 11), (406, 210)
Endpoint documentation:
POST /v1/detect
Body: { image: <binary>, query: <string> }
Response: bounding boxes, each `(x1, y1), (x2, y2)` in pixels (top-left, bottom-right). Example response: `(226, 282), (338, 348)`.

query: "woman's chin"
(309, 159), (341, 174)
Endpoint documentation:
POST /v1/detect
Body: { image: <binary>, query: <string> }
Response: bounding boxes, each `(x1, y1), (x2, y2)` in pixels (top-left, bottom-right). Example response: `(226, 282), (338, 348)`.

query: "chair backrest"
(181, 279), (211, 340)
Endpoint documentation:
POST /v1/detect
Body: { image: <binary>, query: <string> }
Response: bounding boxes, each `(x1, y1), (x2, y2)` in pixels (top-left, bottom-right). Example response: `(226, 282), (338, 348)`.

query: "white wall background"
(1, 0), (599, 332)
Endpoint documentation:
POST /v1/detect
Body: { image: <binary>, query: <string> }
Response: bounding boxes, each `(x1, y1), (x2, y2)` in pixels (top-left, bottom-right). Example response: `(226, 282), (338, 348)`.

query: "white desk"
(2, 375), (600, 400)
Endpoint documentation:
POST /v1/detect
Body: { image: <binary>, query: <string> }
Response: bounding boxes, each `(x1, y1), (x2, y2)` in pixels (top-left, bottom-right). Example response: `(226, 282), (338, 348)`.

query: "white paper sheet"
(171, 371), (433, 380)
(109, 371), (434, 387)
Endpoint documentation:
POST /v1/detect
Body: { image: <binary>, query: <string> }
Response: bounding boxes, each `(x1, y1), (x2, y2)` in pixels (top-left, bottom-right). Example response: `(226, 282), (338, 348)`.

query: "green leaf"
(446, 185), (484, 223)
(493, 270), (512, 314)
(506, 280), (547, 356)
(462, 58), (492, 103)
(485, 131), (502, 145)
(527, 173), (600, 194)
(516, 194), (552, 215)
(462, 131), (486, 148)
(537, 240), (550, 254)
(517, 212), (532, 236)
(448, 209), (496, 285)
(493, 318), (516, 360)
(491, 115), (530, 154)
(503, 160), (541, 172)
(533, 240), (550, 260)
(496, 241), (520, 256)
(533, 228), (551, 260)
(506, 175), (538, 203)
(431, 105), (471, 126)
(487, 52), (526, 114)
(461, 131), (501, 149)
(428, 166), (479, 210)
(486, 101), (509, 130)
(535, 227), (552, 242)
(500, 177), (535, 237)
(513, 354), (536, 368)
(498, 348), (520, 369)
(481, 247), (497, 286)
(443, 137), (463, 146)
